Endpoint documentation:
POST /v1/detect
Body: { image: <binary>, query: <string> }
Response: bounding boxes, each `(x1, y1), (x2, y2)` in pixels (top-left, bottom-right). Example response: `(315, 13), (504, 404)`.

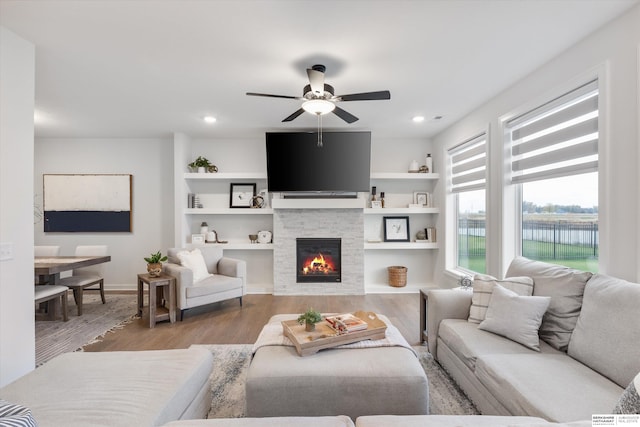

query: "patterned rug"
(194, 344), (479, 418)
(35, 293), (138, 366)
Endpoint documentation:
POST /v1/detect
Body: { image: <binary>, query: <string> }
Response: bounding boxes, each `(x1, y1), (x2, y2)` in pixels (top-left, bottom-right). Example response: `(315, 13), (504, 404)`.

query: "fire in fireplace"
(296, 238), (341, 283)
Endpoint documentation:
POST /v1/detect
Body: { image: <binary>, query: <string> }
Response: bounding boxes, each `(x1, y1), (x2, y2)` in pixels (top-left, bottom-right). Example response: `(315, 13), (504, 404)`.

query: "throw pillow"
(613, 371), (640, 414)
(478, 284), (551, 351)
(468, 274), (534, 323)
(506, 256), (592, 352)
(176, 248), (212, 283)
(0, 399), (37, 427)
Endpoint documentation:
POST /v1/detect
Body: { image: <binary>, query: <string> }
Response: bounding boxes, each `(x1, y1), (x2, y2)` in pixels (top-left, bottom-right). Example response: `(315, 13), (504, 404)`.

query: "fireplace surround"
(273, 206), (364, 295)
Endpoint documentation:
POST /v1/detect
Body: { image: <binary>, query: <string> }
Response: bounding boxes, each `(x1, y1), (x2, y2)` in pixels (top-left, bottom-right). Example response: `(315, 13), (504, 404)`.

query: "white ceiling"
(1, 0), (637, 140)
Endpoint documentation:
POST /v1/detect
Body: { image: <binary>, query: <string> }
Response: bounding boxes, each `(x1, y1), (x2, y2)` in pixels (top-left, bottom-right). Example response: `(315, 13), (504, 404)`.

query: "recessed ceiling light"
(203, 116), (217, 123)
(412, 116), (425, 123)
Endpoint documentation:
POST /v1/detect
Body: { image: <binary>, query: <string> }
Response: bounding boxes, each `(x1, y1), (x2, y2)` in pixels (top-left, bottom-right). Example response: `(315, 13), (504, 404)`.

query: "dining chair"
(34, 285), (69, 322)
(34, 245), (61, 284)
(58, 245), (108, 316)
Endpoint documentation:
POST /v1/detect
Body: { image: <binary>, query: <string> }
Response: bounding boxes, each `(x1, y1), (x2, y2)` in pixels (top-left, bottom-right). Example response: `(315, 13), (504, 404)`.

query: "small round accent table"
(137, 272), (176, 328)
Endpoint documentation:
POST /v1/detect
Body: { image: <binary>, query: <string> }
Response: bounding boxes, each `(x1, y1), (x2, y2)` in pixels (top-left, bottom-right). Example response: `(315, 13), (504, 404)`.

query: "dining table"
(35, 255), (111, 285)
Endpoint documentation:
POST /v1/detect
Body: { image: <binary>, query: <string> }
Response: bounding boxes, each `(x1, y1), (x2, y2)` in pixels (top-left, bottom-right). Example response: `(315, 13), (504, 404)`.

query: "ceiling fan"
(246, 64), (391, 124)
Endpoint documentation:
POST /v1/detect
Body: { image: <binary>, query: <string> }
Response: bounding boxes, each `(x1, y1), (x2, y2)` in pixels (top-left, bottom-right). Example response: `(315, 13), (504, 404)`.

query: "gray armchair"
(163, 246), (246, 320)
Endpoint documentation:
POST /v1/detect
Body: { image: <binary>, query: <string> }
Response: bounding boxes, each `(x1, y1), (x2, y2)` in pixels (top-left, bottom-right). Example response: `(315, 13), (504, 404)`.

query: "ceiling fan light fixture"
(302, 99), (335, 115)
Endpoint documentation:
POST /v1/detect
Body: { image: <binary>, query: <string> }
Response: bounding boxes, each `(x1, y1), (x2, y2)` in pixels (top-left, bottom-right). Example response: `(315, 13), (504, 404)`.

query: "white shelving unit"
(173, 135), (441, 293)
(364, 172), (440, 291)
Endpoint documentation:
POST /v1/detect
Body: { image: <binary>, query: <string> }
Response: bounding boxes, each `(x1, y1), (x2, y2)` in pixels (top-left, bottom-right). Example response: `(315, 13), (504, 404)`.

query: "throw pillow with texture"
(468, 274), (534, 323)
(478, 284), (551, 351)
(176, 248), (212, 283)
(0, 399), (37, 427)
(613, 372), (640, 414)
(506, 256), (591, 352)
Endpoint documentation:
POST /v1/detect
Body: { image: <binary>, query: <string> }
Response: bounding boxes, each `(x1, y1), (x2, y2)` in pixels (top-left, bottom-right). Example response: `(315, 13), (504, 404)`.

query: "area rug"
(35, 293), (138, 366)
(193, 344), (479, 418)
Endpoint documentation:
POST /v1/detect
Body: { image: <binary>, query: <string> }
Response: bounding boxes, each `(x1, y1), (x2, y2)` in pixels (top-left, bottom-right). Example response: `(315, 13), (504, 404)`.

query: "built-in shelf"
(185, 208), (274, 215)
(364, 207), (439, 214)
(370, 172), (440, 180)
(184, 172), (268, 180)
(188, 242), (274, 250)
(364, 242), (438, 250)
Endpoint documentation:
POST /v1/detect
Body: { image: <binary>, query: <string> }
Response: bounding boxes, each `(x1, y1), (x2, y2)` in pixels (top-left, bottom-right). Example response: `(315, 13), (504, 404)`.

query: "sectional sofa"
(427, 257), (640, 422)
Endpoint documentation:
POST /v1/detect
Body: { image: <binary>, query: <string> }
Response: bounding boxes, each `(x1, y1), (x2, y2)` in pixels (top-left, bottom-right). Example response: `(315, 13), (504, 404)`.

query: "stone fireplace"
(272, 199), (365, 295)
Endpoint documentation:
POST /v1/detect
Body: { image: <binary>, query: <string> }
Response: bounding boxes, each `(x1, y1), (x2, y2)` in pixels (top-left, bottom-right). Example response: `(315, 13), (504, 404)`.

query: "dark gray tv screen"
(266, 131), (371, 193)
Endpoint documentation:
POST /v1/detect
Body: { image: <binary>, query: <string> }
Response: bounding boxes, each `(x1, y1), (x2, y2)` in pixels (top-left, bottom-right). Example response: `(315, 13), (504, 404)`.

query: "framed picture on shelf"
(191, 234), (205, 244)
(371, 200), (382, 209)
(413, 191), (428, 206)
(229, 183), (256, 208)
(383, 216), (410, 242)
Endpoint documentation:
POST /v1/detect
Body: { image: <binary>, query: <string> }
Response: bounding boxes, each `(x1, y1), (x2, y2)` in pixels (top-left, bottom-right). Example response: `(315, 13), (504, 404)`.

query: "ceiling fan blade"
(338, 90), (391, 101)
(307, 68), (325, 96)
(282, 108), (305, 122)
(332, 106), (359, 124)
(246, 92), (301, 100)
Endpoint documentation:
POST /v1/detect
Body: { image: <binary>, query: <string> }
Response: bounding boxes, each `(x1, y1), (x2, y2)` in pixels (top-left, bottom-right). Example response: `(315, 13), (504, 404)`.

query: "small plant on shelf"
(188, 156), (212, 171)
(297, 308), (323, 332)
(144, 250), (168, 277)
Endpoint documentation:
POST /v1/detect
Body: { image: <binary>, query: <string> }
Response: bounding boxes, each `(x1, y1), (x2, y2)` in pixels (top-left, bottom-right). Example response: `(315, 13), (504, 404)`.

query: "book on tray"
(325, 313), (368, 333)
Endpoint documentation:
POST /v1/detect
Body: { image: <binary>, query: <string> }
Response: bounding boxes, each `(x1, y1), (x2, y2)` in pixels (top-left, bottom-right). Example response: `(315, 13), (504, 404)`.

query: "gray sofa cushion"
(506, 257), (592, 351)
(0, 348), (213, 427)
(438, 319), (560, 372)
(475, 353), (623, 422)
(355, 415), (550, 426)
(163, 416), (355, 426)
(568, 274), (640, 388)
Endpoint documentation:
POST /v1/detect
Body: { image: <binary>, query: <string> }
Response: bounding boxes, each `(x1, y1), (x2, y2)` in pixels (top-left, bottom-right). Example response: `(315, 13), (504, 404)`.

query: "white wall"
(0, 27), (35, 387)
(34, 138), (175, 288)
(433, 4), (640, 284)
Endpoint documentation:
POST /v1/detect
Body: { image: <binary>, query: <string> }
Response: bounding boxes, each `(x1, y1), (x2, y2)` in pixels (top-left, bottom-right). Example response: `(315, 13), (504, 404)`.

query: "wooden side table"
(137, 273), (176, 328)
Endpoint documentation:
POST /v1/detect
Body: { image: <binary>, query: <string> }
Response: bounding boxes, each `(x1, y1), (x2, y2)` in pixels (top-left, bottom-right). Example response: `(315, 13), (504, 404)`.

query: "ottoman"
(245, 314), (429, 420)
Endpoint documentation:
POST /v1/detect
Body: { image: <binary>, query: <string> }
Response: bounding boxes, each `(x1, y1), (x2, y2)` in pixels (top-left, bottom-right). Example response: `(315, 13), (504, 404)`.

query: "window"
(506, 80), (599, 272)
(449, 133), (487, 274)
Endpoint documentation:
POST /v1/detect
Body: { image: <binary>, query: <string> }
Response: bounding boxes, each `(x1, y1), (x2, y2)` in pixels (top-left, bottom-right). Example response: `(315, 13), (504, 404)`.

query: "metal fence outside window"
(458, 218), (599, 260)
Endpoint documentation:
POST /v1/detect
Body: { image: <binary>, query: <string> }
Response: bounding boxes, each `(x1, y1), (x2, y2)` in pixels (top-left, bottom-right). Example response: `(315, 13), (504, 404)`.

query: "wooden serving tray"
(282, 311), (387, 356)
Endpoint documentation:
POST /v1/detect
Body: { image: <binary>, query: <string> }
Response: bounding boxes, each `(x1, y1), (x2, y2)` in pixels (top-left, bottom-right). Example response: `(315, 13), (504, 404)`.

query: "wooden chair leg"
(99, 279), (106, 304)
(75, 287), (84, 316)
(61, 291), (68, 322)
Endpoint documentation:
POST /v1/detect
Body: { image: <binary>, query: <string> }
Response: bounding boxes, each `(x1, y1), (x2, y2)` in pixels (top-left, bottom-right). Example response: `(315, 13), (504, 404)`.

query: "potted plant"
(188, 156), (212, 173)
(144, 250), (168, 277)
(297, 308), (323, 332)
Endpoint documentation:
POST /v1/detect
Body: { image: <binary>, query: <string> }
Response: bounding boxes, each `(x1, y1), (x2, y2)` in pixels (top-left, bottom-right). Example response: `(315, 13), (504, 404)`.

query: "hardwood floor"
(84, 292), (421, 352)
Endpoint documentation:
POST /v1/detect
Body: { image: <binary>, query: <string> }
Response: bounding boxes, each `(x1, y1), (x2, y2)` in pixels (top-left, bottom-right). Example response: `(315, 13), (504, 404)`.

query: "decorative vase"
(197, 166), (206, 173)
(147, 263), (162, 277)
(305, 322), (316, 332)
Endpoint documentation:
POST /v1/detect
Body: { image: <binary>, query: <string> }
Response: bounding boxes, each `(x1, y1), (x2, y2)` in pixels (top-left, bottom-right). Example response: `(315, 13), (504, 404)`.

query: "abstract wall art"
(43, 174), (132, 232)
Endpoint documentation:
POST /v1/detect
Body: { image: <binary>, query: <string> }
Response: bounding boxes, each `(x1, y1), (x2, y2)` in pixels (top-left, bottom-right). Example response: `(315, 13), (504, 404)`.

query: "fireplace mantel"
(272, 198), (365, 210)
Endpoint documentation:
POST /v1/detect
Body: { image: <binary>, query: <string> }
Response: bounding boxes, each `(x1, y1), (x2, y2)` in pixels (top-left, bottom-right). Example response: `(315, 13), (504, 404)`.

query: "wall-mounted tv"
(266, 131), (371, 194)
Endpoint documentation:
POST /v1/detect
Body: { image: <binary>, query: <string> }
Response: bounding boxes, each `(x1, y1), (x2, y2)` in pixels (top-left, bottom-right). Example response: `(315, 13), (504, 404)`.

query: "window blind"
(449, 133), (487, 193)
(507, 79), (598, 184)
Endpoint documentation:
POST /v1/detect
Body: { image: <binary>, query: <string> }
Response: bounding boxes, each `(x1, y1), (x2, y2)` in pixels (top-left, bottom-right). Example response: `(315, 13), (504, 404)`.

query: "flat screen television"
(266, 131), (371, 194)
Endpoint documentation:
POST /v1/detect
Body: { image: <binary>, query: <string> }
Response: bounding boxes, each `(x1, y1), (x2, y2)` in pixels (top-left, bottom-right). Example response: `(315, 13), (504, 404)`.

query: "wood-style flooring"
(84, 293), (421, 352)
